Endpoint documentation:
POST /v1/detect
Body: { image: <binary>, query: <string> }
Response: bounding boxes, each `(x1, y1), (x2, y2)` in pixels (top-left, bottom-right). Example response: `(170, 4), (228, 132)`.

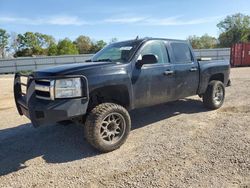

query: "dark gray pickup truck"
(14, 38), (231, 152)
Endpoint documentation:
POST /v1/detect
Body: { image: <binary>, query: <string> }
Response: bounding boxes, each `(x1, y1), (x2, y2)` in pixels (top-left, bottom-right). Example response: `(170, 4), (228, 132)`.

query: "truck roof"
(123, 37), (187, 42)
(144, 37), (187, 42)
(120, 37), (188, 45)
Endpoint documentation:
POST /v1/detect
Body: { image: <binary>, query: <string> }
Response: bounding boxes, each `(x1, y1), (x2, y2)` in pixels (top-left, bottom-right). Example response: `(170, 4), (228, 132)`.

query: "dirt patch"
(219, 105), (250, 114)
(0, 107), (13, 111)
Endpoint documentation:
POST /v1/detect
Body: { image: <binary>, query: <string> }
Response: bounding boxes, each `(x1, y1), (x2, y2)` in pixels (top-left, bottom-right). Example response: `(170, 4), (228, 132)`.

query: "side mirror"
(136, 54), (158, 68)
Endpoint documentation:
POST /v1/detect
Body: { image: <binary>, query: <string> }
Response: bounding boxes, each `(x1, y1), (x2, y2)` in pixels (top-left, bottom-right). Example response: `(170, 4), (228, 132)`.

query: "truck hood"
(33, 62), (118, 77)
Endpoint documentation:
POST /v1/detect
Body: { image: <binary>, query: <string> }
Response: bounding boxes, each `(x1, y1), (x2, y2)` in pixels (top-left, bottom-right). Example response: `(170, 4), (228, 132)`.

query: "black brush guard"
(14, 73), (89, 127)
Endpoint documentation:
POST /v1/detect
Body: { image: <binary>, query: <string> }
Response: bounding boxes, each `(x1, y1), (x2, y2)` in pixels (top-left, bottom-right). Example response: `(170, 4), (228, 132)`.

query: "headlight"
(55, 78), (82, 98)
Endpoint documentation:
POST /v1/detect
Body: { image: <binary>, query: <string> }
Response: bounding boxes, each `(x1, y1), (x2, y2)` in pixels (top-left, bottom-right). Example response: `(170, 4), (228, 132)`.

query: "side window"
(171, 42), (193, 63)
(139, 41), (169, 64)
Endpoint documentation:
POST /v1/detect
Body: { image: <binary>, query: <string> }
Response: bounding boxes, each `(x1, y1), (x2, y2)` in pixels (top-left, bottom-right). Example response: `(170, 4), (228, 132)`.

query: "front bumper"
(14, 73), (89, 127)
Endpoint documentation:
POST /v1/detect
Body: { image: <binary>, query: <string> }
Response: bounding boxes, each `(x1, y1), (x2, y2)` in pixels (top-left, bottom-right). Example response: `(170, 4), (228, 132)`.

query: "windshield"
(91, 40), (142, 63)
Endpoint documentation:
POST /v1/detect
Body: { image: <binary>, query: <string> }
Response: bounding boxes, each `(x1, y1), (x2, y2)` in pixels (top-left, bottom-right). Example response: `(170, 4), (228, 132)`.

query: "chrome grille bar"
(35, 84), (50, 92)
(35, 79), (53, 100)
(49, 80), (55, 100)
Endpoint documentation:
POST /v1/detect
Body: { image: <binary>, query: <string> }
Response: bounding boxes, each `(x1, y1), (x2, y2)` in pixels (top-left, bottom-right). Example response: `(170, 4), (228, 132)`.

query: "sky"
(0, 0), (249, 42)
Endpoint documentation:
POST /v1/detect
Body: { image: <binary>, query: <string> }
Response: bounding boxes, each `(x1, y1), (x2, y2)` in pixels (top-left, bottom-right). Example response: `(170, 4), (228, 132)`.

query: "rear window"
(171, 42), (192, 63)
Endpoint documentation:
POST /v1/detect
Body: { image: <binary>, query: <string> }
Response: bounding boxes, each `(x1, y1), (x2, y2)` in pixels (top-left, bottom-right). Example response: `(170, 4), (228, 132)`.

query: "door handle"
(164, 70), (174, 76)
(190, 67), (198, 72)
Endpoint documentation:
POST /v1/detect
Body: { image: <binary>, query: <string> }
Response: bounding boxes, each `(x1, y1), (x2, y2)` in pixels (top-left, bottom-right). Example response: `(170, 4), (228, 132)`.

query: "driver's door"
(131, 40), (175, 108)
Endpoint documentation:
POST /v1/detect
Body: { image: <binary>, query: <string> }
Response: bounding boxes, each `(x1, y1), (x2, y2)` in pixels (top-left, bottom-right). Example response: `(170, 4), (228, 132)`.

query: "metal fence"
(0, 54), (93, 74)
(0, 48), (230, 74)
(194, 48), (230, 60)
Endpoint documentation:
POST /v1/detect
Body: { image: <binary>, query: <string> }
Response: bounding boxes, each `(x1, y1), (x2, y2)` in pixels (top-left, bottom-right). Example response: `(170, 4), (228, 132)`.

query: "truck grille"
(35, 79), (55, 100)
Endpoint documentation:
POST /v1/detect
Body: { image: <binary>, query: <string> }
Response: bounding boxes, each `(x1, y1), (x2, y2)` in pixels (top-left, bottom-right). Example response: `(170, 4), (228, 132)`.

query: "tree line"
(188, 13), (250, 49)
(0, 13), (250, 58)
(0, 31), (117, 58)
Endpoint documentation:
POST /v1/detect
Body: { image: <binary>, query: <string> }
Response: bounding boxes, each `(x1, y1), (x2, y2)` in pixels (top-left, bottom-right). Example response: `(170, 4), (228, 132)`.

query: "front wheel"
(202, 80), (225, 110)
(84, 103), (131, 152)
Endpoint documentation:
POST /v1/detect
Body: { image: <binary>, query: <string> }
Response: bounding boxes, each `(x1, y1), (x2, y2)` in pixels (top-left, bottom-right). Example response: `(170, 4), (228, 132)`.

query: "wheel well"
(88, 85), (130, 111)
(209, 73), (224, 83)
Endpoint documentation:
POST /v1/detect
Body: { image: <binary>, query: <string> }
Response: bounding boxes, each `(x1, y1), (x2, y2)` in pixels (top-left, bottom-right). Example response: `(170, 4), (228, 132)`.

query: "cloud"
(46, 16), (87, 26)
(144, 16), (222, 26)
(0, 17), (29, 24)
(0, 14), (223, 26)
(103, 15), (222, 26)
(104, 17), (147, 23)
(0, 15), (87, 26)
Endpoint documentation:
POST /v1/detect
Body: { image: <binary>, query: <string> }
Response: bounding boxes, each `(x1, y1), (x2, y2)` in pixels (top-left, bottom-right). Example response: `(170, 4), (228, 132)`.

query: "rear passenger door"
(168, 42), (199, 99)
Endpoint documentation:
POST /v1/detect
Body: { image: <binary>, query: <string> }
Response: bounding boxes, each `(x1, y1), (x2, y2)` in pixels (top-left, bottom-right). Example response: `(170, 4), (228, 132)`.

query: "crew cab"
(14, 38), (231, 152)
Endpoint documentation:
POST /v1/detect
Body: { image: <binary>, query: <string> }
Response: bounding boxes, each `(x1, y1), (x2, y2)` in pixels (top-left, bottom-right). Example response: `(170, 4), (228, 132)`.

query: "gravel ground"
(0, 68), (250, 188)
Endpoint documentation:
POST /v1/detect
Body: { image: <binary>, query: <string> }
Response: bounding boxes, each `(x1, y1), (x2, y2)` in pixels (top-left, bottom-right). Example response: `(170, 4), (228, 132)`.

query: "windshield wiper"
(93, 58), (113, 62)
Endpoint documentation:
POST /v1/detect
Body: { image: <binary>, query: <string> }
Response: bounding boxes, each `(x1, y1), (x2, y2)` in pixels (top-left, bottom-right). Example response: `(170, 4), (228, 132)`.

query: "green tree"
(187, 35), (202, 49)
(48, 43), (58, 56)
(15, 32), (56, 57)
(36, 33), (55, 48)
(74, 35), (92, 54)
(0, 29), (10, 58)
(14, 48), (33, 57)
(17, 32), (40, 51)
(57, 38), (78, 55)
(187, 34), (217, 49)
(217, 13), (250, 47)
(199, 34), (218, 48)
(90, 40), (107, 53)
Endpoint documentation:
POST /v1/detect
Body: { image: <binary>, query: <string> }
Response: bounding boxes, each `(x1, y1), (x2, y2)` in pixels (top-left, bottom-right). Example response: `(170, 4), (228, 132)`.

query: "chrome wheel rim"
(213, 85), (224, 105)
(100, 112), (126, 144)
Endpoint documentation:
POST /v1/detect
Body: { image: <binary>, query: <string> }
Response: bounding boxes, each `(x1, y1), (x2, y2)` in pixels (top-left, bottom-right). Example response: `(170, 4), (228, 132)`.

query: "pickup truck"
(14, 38), (231, 152)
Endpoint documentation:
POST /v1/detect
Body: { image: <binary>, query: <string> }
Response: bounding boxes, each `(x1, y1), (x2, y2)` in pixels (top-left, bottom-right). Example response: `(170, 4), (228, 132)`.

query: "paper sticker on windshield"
(120, 46), (132, 50)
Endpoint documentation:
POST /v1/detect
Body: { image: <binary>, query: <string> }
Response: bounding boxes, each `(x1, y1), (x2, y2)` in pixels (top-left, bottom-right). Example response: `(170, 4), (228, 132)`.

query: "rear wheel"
(84, 103), (131, 152)
(203, 80), (225, 109)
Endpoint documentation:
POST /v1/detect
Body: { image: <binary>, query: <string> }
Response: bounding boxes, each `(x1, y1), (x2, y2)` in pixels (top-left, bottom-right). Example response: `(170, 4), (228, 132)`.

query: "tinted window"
(171, 43), (192, 63)
(139, 40), (168, 64)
